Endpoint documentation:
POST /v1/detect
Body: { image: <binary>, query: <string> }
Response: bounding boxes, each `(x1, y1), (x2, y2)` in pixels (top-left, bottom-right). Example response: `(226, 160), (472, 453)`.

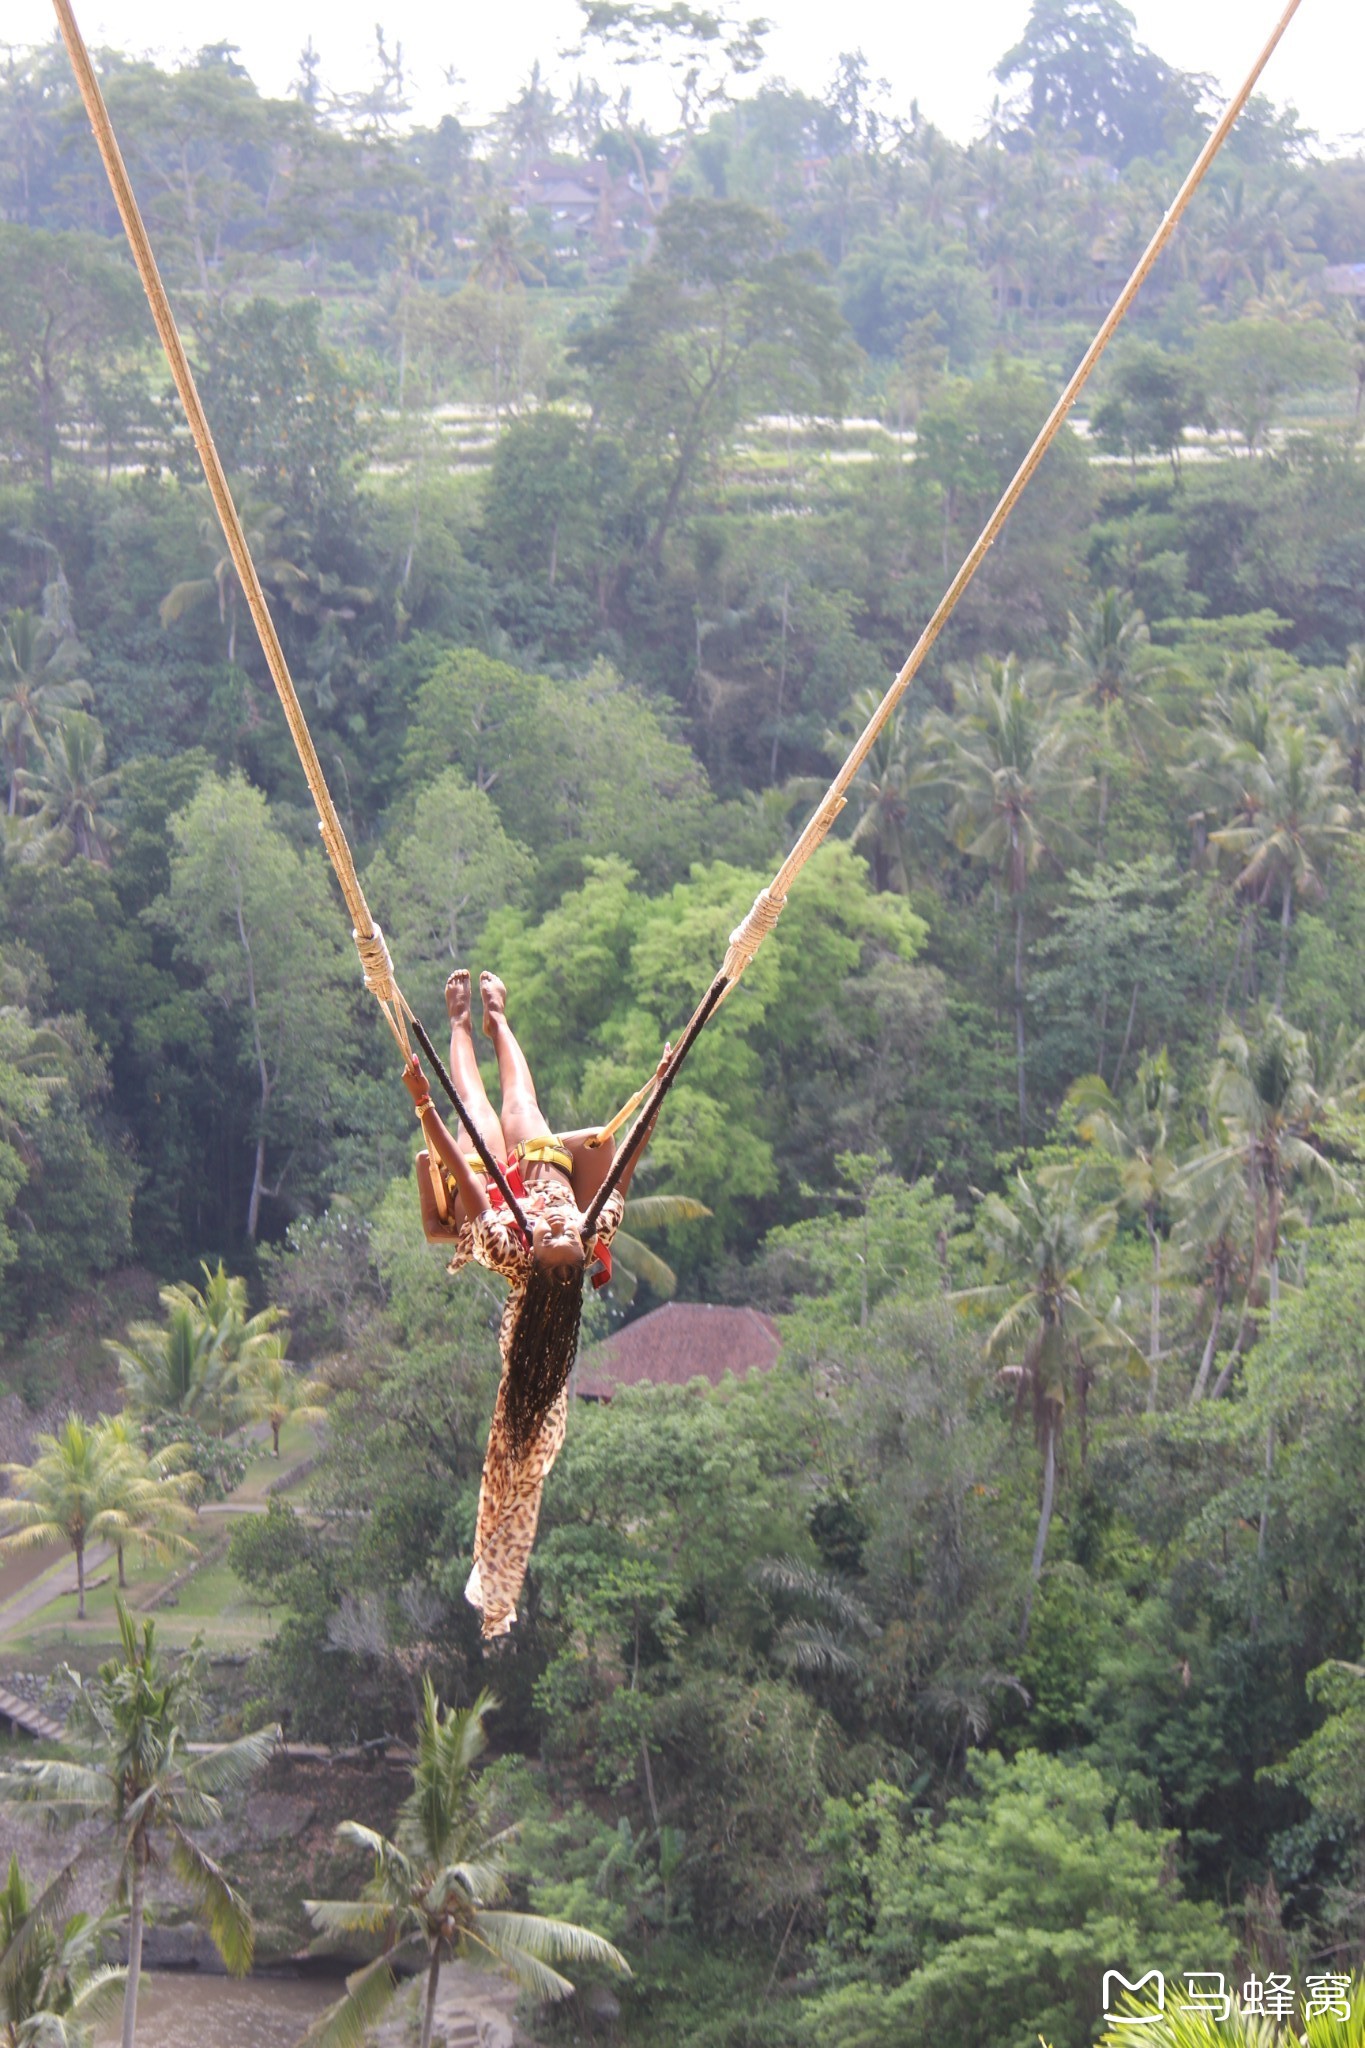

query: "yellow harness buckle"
(516, 1137), (574, 1174)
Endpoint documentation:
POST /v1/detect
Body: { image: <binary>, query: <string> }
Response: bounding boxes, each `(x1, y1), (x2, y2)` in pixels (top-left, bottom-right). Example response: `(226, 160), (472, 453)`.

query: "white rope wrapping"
(353, 925), (397, 1004)
(722, 886), (787, 981)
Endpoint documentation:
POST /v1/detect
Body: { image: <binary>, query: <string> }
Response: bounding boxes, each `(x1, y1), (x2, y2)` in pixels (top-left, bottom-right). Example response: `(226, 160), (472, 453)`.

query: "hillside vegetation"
(3, 5), (1365, 2040)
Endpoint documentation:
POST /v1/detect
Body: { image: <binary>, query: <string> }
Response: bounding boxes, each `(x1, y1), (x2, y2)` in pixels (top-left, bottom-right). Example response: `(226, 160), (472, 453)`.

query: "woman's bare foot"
(445, 969), (472, 1028)
(480, 971), (508, 1038)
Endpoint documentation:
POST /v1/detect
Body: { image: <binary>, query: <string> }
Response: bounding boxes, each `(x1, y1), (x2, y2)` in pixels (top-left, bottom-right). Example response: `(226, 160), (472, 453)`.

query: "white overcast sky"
(6, 0), (1363, 153)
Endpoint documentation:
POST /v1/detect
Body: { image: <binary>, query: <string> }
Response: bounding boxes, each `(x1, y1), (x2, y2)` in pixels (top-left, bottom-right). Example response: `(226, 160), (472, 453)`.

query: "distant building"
(576, 1301), (783, 1402)
(1322, 263), (1365, 310)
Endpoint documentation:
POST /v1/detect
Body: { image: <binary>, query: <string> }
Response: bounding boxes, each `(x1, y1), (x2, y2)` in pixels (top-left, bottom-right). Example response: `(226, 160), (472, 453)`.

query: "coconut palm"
(1201, 169), (1314, 303)
(0, 1853), (126, 2048)
(159, 493), (306, 667)
(302, 1682), (630, 2048)
(107, 1305), (225, 1433)
(1186, 1015), (1361, 1553)
(829, 689), (917, 895)
(12, 712), (120, 867)
(1068, 1050), (1181, 1409)
(922, 657), (1086, 1134)
(1191, 1015), (1359, 1330)
(108, 1264), (286, 1436)
(167, 1261), (286, 1368)
(1208, 720), (1352, 1010)
(236, 1341), (328, 1457)
(0, 1601), (277, 2048)
(0, 1413), (197, 1622)
(610, 1192), (712, 1306)
(1056, 588), (1176, 844)
(92, 1416), (199, 1591)
(0, 609), (92, 818)
(1323, 643), (1365, 797)
(956, 1167), (1137, 1642)
(470, 201), (544, 295)
(1172, 1139), (1255, 1402)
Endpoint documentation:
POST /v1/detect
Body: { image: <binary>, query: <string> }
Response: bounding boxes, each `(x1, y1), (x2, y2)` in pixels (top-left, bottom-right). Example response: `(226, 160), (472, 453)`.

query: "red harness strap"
(486, 1157), (527, 1207)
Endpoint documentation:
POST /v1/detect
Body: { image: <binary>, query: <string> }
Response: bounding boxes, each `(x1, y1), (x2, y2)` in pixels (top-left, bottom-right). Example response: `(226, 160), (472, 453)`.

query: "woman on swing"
(402, 969), (666, 1640)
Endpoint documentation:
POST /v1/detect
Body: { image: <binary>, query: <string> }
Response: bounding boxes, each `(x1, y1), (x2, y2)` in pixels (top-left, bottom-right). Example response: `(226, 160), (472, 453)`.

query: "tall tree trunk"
(1275, 877), (1292, 1014)
(769, 577), (790, 783)
(75, 1533), (85, 1620)
(1210, 1298), (1253, 1399)
(1013, 887), (1027, 1139)
(118, 1541), (127, 1589)
(247, 1133), (267, 1243)
(1190, 1281), (1226, 1401)
(1146, 1221), (1161, 1412)
(1096, 760), (1109, 855)
(1019, 1416), (1057, 1645)
(1110, 980), (1140, 1091)
(1256, 1254), (1281, 1563)
(418, 1949), (442, 2048)
(122, 1836), (147, 2048)
(231, 868), (270, 1241)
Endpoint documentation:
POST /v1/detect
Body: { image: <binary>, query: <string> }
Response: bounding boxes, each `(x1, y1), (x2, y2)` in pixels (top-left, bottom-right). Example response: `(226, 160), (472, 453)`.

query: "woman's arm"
(402, 1058), (489, 1222)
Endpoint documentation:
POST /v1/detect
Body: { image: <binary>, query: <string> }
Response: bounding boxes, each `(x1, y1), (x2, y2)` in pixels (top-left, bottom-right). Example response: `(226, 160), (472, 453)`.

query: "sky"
(7, 0), (1364, 154)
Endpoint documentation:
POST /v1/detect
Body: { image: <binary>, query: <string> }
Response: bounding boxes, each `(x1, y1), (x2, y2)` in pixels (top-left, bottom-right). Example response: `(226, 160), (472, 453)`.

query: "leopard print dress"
(450, 1183), (626, 1638)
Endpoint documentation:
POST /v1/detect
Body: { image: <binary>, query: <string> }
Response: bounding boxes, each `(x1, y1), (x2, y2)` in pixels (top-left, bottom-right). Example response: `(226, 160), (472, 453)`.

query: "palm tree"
(956, 1168), (1137, 1643)
(1201, 170), (1314, 303)
(108, 1264), (286, 1436)
(830, 689), (917, 895)
(1173, 1139), (1254, 1402)
(1192, 1015), (1359, 1334)
(0, 609), (91, 817)
(0, 1413), (197, 1621)
(164, 1263), (287, 1412)
(0, 1853), (126, 2048)
(159, 493), (306, 667)
(107, 1305), (225, 1434)
(1185, 1015), (1360, 1554)
(92, 1416), (199, 1591)
(1069, 1050), (1181, 1409)
(1056, 589), (1176, 845)
(610, 1192), (712, 1306)
(12, 712), (120, 866)
(236, 1341), (328, 1457)
(1209, 720), (1352, 1012)
(302, 1682), (630, 2048)
(1323, 644), (1365, 797)
(0, 1601), (277, 2048)
(923, 657), (1086, 1134)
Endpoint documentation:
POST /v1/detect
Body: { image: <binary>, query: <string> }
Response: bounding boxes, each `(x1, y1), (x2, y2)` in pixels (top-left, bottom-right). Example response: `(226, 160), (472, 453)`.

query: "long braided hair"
(502, 1253), (586, 1454)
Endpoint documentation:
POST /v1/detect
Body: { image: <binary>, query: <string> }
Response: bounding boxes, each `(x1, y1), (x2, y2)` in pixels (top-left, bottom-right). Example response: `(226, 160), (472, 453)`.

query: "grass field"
(0, 1416), (319, 1675)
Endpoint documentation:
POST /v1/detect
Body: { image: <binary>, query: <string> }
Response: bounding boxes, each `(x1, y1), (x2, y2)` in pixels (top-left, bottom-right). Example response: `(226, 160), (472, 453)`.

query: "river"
(94, 1970), (338, 2047)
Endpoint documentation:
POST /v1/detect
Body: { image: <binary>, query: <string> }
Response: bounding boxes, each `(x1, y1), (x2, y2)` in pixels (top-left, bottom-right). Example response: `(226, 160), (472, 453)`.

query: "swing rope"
(583, 0), (1307, 1230)
(53, 0), (1306, 1243)
(51, 0), (533, 1239)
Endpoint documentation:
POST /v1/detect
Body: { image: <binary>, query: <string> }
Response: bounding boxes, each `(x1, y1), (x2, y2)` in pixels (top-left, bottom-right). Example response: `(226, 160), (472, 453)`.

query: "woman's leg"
(447, 970), (505, 1159)
(558, 1129), (618, 1211)
(481, 972), (553, 1154)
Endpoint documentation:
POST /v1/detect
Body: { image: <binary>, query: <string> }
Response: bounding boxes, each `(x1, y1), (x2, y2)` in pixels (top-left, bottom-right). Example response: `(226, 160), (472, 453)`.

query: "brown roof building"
(576, 1302), (783, 1402)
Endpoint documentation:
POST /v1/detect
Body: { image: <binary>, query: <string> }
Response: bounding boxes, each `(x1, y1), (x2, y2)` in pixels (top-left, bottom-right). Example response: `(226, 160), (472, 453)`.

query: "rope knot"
(354, 925), (397, 1004)
(722, 887), (786, 982)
